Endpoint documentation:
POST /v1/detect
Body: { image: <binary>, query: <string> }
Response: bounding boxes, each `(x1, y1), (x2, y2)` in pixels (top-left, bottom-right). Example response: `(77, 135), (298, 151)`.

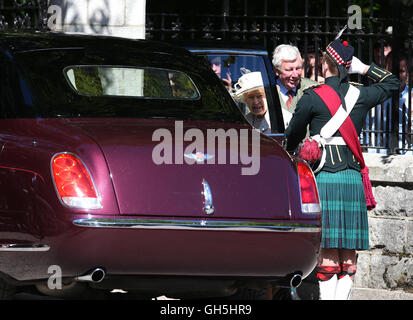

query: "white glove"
(348, 56), (369, 75)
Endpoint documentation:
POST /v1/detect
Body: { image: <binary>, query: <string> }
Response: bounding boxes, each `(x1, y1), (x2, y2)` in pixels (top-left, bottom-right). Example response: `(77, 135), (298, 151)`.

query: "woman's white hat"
(234, 69), (264, 102)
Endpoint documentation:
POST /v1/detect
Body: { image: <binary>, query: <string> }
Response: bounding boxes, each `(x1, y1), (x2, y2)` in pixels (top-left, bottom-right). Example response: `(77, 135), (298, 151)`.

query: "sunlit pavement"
(9, 283), (413, 300)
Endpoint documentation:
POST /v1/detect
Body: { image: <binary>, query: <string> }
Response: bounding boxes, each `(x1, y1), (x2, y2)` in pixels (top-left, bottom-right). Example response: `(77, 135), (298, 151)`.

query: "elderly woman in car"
(234, 70), (271, 134)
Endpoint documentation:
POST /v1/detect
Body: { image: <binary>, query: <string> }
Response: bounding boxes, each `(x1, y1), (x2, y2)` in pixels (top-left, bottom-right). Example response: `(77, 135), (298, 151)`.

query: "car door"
(189, 48), (285, 139)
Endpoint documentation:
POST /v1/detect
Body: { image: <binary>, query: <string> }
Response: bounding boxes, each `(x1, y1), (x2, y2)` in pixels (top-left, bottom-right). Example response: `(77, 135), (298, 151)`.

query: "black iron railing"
(0, 0), (48, 31)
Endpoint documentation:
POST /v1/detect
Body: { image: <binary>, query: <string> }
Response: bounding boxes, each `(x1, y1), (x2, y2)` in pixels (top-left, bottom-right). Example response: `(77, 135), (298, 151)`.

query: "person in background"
(304, 50), (325, 84)
(373, 41), (392, 67)
(209, 56), (232, 91)
(366, 52), (413, 154)
(272, 44), (318, 128)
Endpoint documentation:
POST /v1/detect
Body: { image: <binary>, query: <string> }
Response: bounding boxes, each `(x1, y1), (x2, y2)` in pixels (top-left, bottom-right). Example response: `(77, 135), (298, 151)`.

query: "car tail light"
(297, 161), (321, 214)
(51, 153), (102, 209)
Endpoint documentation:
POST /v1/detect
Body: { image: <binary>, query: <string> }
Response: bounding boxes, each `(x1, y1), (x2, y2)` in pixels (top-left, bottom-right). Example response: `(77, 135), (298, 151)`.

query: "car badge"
(184, 152), (214, 163)
(201, 179), (215, 215)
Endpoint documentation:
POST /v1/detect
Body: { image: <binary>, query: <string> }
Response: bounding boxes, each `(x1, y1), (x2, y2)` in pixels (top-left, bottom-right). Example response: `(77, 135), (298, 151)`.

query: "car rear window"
(5, 48), (246, 124)
(64, 66), (200, 100)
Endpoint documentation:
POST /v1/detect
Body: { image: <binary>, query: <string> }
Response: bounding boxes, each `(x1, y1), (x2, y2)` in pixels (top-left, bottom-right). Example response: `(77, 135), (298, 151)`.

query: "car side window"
(203, 54), (273, 131)
(64, 66), (200, 100)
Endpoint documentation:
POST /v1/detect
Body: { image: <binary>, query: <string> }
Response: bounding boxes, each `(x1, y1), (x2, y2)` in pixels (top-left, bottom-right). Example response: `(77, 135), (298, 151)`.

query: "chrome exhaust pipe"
(289, 273), (302, 288)
(75, 268), (105, 283)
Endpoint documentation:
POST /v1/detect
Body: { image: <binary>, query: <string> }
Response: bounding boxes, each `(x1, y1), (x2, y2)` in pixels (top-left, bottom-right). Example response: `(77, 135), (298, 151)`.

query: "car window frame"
(62, 65), (201, 101)
(188, 48), (285, 134)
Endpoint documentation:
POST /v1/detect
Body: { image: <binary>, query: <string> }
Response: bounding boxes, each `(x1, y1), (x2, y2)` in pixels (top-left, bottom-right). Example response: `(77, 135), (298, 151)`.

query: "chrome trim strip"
(0, 244), (50, 252)
(73, 218), (320, 233)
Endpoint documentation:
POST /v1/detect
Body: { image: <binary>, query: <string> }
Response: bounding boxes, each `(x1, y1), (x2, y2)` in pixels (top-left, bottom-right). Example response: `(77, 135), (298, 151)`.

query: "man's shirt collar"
(276, 78), (297, 96)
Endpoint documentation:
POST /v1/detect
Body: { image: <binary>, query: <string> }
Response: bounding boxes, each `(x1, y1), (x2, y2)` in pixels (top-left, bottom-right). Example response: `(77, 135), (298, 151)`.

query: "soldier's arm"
(359, 63), (400, 107)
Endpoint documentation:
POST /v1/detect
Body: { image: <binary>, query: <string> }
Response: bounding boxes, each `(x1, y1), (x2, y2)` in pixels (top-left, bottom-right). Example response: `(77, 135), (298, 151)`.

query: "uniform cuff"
(366, 63), (393, 83)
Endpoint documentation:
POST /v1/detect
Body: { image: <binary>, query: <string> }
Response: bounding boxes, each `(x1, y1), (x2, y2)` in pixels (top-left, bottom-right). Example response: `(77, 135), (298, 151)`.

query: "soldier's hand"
(349, 56), (369, 75)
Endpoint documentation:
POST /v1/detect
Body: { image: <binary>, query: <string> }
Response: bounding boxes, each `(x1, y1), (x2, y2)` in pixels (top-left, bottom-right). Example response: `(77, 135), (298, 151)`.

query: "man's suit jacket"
(276, 77), (319, 128)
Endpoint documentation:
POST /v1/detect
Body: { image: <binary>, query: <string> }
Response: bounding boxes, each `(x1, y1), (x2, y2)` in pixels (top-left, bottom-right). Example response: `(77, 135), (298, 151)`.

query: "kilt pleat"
(316, 169), (369, 250)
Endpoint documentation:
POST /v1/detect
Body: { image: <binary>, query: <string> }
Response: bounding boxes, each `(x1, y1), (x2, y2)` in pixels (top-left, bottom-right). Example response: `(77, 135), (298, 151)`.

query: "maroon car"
(0, 32), (321, 299)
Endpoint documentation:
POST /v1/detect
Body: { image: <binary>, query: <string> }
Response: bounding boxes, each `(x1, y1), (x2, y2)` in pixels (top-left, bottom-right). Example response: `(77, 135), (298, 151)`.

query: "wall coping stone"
(364, 153), (413, 184)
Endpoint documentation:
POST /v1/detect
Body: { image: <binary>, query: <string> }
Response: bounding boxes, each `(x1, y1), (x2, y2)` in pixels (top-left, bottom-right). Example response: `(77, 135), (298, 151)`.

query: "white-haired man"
(272, 44), (318, 128)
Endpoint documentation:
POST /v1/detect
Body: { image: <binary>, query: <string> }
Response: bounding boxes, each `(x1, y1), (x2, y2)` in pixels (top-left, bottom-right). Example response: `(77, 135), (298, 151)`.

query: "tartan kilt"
(315, 169), (369, 250)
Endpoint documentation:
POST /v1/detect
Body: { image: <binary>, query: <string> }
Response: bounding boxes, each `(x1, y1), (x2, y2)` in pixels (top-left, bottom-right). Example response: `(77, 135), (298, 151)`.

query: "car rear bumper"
(0, 215), (321, 284)
(72, 217), (320, 232)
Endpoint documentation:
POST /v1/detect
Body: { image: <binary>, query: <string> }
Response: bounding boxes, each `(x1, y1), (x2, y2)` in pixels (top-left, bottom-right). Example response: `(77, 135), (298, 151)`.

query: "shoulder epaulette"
(349, 81), (364, 87)
(303, 83), (321, 91)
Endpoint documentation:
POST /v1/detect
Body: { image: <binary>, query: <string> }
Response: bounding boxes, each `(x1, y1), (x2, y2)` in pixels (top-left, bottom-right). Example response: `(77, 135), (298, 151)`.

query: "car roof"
(0, 32), (193, 58)
(187, 47), (269, 56)
(169, 39), (270, 55)
(0, 32), (213, 76)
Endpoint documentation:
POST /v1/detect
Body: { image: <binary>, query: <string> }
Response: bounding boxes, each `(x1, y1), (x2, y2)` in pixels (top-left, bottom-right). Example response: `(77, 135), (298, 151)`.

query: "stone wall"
(355, 153), (413, 293)
(49, 0), (146, 39)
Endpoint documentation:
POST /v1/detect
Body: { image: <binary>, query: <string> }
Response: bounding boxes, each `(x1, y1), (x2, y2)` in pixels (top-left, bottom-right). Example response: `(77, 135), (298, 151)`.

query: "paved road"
(9, 287), (413, 300)
(7, 273), (413, 300)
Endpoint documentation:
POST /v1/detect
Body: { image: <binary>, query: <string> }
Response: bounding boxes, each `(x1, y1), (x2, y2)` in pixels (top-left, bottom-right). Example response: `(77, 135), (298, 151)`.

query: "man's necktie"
(286, 90), (293, 108)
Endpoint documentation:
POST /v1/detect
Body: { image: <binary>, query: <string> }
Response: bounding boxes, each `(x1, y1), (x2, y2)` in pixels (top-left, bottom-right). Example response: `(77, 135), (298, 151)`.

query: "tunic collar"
(324, 76), (341, 90)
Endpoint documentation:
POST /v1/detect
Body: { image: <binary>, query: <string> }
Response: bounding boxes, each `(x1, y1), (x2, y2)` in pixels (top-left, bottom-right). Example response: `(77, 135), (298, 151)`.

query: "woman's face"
(245, 89), (268, 117)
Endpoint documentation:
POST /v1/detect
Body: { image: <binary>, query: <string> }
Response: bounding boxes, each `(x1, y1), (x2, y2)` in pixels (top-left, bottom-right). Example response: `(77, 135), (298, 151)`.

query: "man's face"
(276, 58), (303, 91)
(245, 89), (267, 117)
